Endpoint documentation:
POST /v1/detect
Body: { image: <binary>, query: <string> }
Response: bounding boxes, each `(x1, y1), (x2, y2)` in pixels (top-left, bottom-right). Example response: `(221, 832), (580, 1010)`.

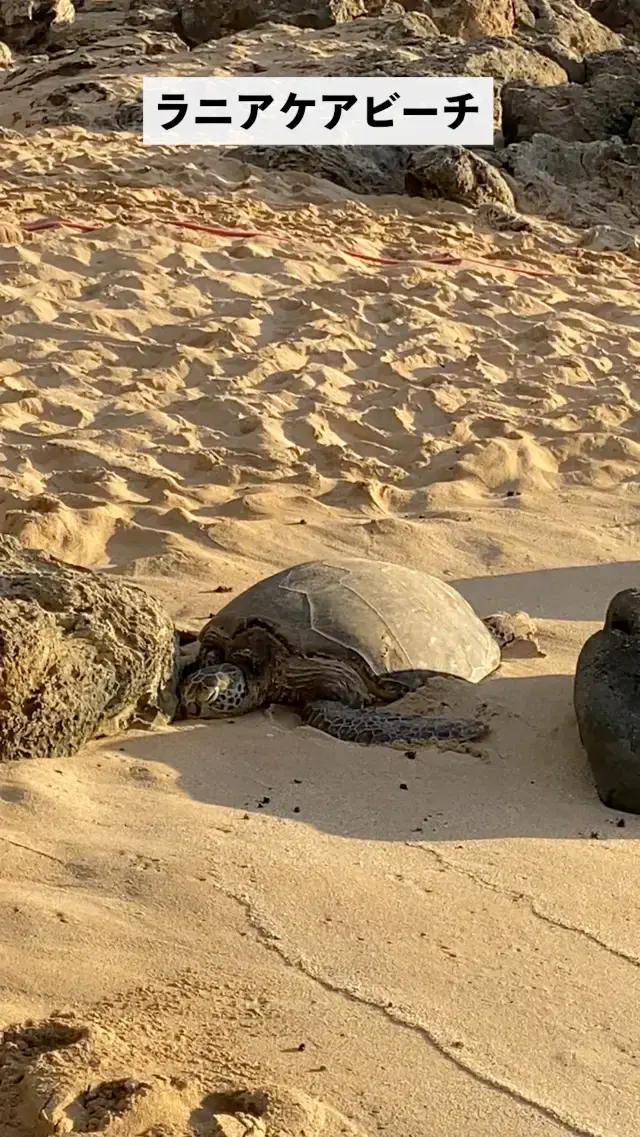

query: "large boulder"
(405, 145), (516, 207)
(497, 133), (640, 226)
(0, 536), (178, 761)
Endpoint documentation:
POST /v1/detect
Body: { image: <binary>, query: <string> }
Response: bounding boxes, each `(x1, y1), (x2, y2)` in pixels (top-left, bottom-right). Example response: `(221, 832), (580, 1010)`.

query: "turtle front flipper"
(301, 701), (489, 746)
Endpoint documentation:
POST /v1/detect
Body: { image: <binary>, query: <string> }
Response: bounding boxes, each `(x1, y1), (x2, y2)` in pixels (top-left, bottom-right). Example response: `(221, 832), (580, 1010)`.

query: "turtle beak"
(202, 680), (223, 705)
(180, 673), (222, 718)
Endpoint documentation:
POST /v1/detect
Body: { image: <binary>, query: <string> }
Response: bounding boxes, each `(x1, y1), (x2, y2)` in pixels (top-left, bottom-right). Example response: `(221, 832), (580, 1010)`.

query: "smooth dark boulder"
(574, 589), (640, 813)
(0, 536), (178, 761)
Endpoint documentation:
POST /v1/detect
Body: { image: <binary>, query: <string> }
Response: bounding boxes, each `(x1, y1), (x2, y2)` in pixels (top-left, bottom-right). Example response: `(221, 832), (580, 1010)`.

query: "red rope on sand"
(19, 215), (640, 290)
(21, 215), (462, 266)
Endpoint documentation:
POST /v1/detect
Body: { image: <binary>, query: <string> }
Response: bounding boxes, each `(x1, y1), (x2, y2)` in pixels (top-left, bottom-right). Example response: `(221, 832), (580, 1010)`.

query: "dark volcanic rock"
(590, 0), (640, 36)
(405, 145), (516, 207)
(501, 70), (640, 144)
(498, 133), (640, 225)
(574, 589), (640, 814)
(583, 44), (640, 81)
(0, 536), (178, 760)
(226, 144), (409, 195)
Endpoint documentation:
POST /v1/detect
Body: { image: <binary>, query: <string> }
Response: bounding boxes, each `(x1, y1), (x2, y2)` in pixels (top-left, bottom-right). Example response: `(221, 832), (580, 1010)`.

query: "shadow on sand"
(113, 669), (639, 845)
(452, 559), (640, 620)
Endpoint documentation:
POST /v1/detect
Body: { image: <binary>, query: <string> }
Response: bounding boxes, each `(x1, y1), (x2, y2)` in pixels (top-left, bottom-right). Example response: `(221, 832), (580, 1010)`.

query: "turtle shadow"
(114, 671), (638, 843)
(452, 560), (640, 621)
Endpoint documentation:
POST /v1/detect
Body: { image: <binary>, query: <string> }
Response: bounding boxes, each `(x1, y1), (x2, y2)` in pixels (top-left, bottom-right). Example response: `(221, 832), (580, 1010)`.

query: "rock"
(126, 2), (178, 31)
(175, 0), (365, 46)
(578, 222), (640, 256)
(514, 0), (536, 27)
(110, 95), (143, 130)
(0, 14), (570, 139)
(501, 70), (640, 143)
(590, 0), (640, 35)
(379, 7), (439, 35)
(584, 44), (640, 81)
(405, 145), (516, 207)
(0, 37), (11, 61)
(521, 33), (586, 81)
(497, 133), (640, 226)
(426, 0), (515, 40)
(518, 0), (622, 56)
(0, 536), (177, 761)
(0, 0), (74, 49)
(476, 201), (536, 231)
(225, 144), (408, 195)
(6, 16), (569, 135)
(368, 0), (405, 13)
(364, 0), (434, 10)
(574, 589), (640, 814)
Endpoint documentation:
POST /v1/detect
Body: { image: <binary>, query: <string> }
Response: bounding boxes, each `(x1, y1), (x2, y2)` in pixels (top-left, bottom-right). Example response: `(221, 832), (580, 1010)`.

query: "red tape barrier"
(19, 215), (640, 291)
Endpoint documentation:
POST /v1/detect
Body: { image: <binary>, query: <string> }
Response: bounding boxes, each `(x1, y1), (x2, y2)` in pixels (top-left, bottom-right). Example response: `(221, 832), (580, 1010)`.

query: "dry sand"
(1, 120), (640, 1137)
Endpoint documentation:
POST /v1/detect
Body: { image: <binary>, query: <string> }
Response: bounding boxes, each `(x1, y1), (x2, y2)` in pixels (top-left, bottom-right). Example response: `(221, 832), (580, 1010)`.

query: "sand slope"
(0, 114), (639, 1136)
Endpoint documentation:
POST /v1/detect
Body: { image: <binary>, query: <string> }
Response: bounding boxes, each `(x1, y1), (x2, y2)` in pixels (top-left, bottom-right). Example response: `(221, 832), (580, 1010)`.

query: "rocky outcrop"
(498, 133), (640, 226)
(226, 144), (409, 195)
(405, 145), (516, 206)
(176, 0), (365, 46)
(1, 0), (639, 229)
(501, 69), (640, 144)
(0, 0), (74, 49)
(198, 23), (571, 193)
(584, 44), (640, 80)
(0, 536), (178, 761)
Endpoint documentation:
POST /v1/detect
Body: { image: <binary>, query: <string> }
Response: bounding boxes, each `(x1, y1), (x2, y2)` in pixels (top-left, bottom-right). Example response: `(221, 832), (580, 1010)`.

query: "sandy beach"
(1, 4), (640, 1133)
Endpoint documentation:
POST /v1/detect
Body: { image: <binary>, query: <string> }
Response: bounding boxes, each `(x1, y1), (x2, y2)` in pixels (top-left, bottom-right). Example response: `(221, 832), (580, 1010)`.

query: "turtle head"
(179, 663), (252, 719)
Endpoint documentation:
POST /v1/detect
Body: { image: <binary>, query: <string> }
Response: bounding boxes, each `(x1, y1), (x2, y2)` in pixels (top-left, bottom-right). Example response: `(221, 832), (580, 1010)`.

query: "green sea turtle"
(177, 558), (539, 748)
(574, 588), (640, 813)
